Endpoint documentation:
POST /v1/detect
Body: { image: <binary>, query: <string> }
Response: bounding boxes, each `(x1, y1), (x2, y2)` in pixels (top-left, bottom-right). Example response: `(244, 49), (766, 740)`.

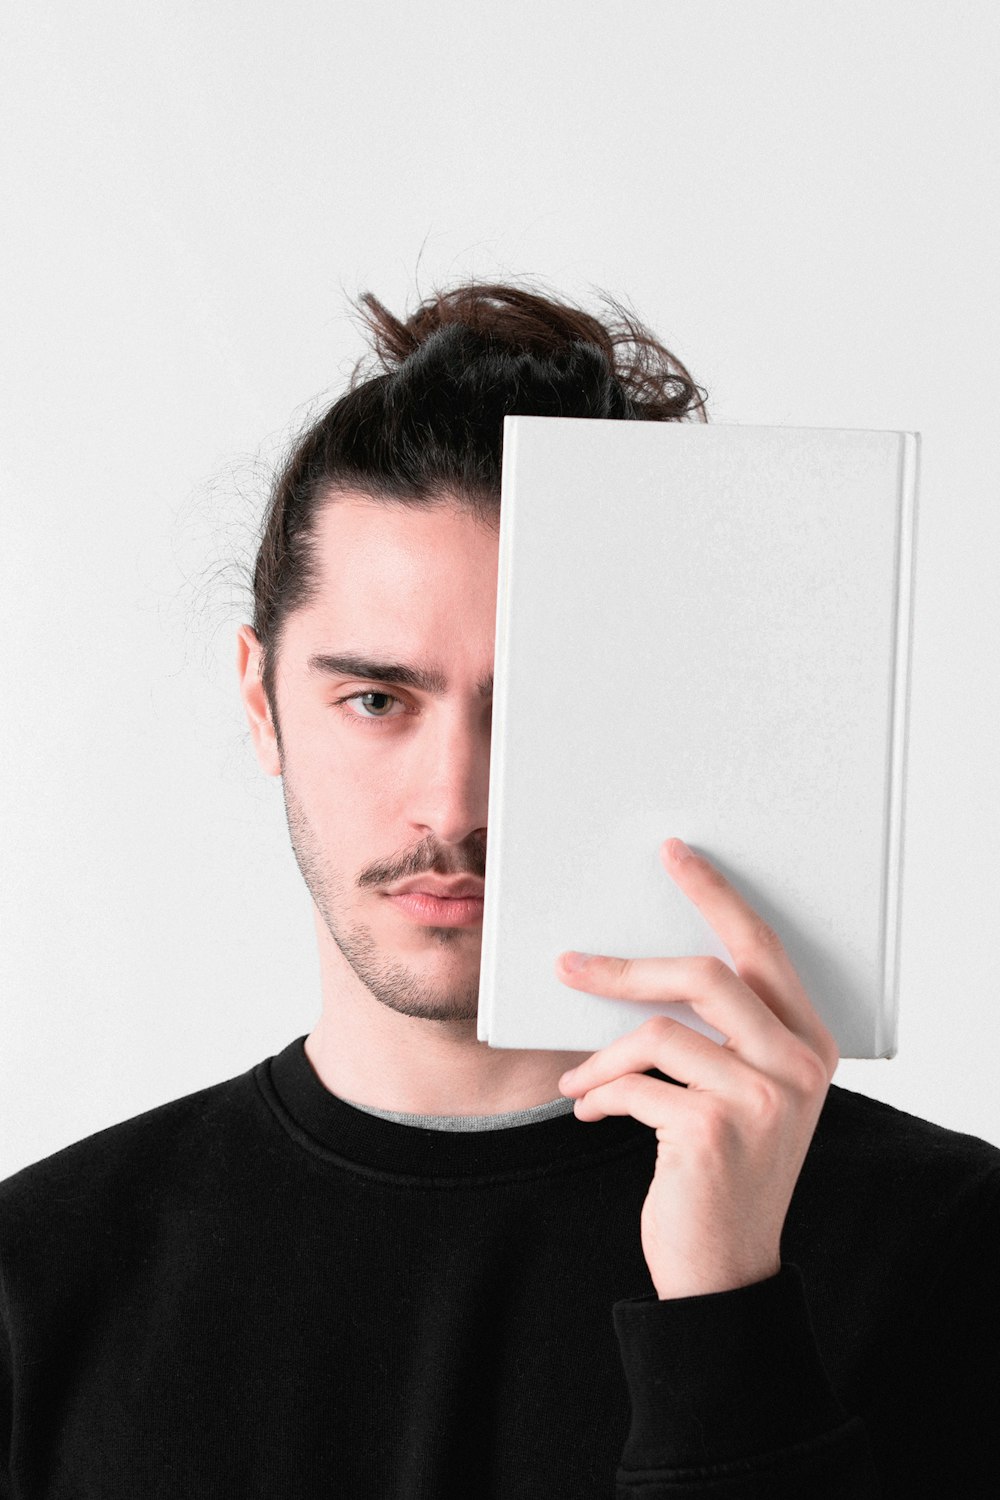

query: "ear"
(236, 625), (282, 777)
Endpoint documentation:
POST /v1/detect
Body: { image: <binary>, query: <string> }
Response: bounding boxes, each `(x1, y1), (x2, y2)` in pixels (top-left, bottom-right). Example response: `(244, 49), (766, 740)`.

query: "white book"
(477, 418), (920, 1061)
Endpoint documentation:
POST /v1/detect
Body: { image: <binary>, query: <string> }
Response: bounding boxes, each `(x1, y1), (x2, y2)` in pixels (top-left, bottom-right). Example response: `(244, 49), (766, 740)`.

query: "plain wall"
(2, 0), (998, 1178)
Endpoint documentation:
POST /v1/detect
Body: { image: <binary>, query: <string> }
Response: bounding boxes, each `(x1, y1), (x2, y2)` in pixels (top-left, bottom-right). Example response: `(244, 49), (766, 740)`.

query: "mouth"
(387, 890), (485, 928)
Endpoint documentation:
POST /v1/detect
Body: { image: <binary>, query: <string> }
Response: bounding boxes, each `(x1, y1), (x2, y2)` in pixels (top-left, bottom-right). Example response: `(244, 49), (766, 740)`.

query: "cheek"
(299, 724), (405, 820)
(330, 774), (401, 838)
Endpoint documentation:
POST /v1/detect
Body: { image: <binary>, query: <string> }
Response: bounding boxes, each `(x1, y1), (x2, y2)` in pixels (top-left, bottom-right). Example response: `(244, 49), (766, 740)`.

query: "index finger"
(662, 839), (839, 1071)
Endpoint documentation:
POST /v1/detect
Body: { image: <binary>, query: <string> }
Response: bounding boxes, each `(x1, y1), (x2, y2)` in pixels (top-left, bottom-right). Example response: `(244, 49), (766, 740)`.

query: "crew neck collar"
(256, 1035), (654, 1180)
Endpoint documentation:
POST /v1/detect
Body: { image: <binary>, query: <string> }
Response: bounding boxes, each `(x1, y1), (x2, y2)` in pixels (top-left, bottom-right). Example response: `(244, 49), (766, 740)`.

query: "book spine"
(477, 418), (521, 1045)
(881, 431), (921, 1059)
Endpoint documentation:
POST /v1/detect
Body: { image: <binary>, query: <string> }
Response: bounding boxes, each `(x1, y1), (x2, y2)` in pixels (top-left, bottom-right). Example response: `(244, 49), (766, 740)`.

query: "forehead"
(291, 493), (500, 654)
(310, 494), (498, 579)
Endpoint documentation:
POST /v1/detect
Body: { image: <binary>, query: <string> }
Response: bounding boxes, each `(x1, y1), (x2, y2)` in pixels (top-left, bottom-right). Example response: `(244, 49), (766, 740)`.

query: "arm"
(612, 1264), (880, 1498)
(556, 842), (996, 1497)
(853, 1169), (1000, 1497)
(610, 1171), (1000, 1498)
(0, 1271), (11, 1500)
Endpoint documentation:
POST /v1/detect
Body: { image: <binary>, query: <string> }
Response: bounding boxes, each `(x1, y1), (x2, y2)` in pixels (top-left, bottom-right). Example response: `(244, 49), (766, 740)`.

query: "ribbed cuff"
(611, 1263), (851, 1471)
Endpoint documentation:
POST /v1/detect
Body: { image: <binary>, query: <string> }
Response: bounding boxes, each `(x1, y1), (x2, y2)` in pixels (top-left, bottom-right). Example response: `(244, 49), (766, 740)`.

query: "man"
(2, 280), (998, 1497)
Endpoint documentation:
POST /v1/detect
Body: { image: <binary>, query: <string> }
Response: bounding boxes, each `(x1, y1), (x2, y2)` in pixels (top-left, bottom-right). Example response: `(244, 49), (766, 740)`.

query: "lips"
(387, 878), (485, 900)
(388, 890), (485, 928)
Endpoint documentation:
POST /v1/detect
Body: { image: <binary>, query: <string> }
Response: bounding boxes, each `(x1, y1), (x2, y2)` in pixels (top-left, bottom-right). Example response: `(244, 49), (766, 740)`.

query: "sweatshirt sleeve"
(611, 1263), (880, 1498)
(855, 1167), (1000, 1497)
(610, 1164), (1000, 1499)
(0, 1270), (11, 1500)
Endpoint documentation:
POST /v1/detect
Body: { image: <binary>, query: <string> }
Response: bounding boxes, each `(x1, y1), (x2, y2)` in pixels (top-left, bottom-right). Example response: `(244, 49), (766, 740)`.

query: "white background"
(2, 0), (998, 1178)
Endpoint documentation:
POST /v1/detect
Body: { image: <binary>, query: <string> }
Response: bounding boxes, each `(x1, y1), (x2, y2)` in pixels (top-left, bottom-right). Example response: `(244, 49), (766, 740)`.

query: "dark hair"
(251, 277), (708, 748)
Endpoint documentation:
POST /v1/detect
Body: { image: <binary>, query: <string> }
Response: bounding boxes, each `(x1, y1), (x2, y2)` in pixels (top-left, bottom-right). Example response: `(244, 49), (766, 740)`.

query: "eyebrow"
(307, 651), (493, 699)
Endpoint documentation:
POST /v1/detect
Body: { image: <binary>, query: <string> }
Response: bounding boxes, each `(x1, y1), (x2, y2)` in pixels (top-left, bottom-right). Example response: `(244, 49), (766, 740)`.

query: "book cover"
(477, 418), (919, 1060)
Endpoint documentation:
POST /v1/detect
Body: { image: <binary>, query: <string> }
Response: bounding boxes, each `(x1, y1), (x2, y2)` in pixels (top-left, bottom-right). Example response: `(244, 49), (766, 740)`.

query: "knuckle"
(820, 1030), (841, 1076)
(746, 1076), (783, 1121)
(750, 917), (785, 956)
(790, 1045), (831, 1095)
(692, 1101), (731, 1150)
(692, 954), (730, 983)
(645, 1013), (680, 1042)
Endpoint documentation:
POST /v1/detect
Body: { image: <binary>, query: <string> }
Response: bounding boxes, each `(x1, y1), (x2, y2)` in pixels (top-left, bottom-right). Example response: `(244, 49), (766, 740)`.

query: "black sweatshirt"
(1, 1035), (999, 1498)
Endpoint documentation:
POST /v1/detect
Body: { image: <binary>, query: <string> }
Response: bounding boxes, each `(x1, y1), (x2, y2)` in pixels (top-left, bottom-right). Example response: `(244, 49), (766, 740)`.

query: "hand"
(554, 838), (840, 1302)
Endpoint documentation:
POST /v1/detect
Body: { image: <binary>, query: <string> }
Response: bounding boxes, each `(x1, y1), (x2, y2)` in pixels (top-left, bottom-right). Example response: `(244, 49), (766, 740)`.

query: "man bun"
(349, 280), (706, 422)
(249, 275), (707, 750)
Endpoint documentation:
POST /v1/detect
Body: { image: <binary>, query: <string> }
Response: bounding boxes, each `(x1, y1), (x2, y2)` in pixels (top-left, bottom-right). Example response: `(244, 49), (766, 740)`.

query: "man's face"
(242, 493), (499, 1025)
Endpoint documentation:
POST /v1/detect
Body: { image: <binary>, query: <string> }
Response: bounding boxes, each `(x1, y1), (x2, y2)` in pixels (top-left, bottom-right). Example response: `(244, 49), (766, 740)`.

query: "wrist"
(654, 1254), (782, 1301)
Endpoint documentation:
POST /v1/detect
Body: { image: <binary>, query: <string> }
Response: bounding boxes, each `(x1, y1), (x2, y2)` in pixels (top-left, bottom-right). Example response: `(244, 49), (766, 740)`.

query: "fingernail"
(563, 951), (596, 972)
(670, 839), (692, 862)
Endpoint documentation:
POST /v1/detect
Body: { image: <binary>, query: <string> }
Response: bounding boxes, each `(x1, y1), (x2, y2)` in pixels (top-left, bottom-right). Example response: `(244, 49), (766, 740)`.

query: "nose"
(407, 705), (491, 849)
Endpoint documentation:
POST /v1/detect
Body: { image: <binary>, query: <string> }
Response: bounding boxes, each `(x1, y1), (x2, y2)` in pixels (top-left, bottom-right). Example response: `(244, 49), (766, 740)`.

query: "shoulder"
(803, 1080), (1000, 1242)
(0, 1058), (264, 1245)
(819, 1079), (1000, 1169)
